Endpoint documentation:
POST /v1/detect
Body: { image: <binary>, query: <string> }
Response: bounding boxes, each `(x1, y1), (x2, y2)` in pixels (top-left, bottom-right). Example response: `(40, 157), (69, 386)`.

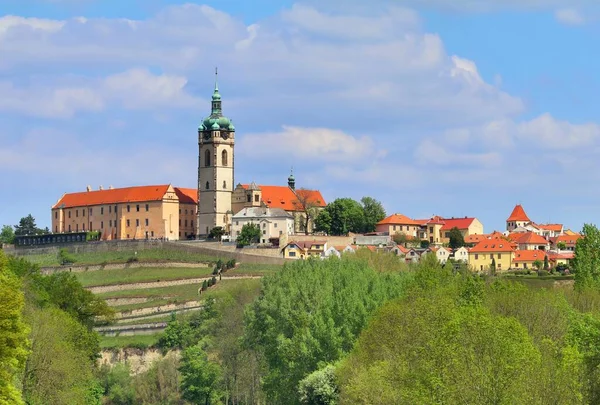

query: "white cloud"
(517, 113), (600, 148)
(554, 8), (586, 25)
(238, 126), (384, 163)
(0, 15), (64, 35)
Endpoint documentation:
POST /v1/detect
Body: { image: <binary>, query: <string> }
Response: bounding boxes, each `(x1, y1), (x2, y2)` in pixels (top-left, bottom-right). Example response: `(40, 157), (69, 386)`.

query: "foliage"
(534, 259), (543, 271)
(558, 241), (567, 250)
(58, 248), (77, 265)
(179, 344), (223, 405)
(208, 226), (225, 240)
(448, 226), (465, 249)
(14, 214), (46, 236)
(298, 364), (339, 405)
(293, 188), (323, 235)
(573, 224), (600, 290)
(0, 224), (15, 244)
(86, 231), (101, 241)
(360, 197), (386, 234)
(132, 356), (183, 405)
(237, 223), (261, 247)
(0, 251), (29, 405)
(544, 254), (550, 270)
(244, 256), (412, 404)
(99, 363), (135, 405)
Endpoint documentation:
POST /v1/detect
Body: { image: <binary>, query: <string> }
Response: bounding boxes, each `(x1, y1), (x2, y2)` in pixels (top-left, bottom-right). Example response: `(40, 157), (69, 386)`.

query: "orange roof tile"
(507, 232), (548, 245)
(537, 223), (563, 232)
(465, 234), (487, 244)
(377, 214), (419, 226)
(396, 245), (410, 254)
(53, 185), (173, 209)
(507, 204), (531, 222)
(552, 234), (582, 246)
(174, 187), (198, 204)
(241, 185), (326, 211)
(440, 217), (476, 231)
(470, 236), (515, 253)
(547, 251), (575, 260)
(513, 250), (546, 262)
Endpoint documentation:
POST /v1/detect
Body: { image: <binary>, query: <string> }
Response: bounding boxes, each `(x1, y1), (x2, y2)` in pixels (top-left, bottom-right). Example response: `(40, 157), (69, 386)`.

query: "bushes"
(57, 248), (76, 265)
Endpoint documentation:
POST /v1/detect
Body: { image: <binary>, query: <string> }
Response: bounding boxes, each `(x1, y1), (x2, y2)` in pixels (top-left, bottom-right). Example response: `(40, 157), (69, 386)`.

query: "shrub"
(57, 248), (76, 265)
(201, 280), (208, 291)
(537, 270), (550, 277)
(211, 276), (217, 286)
(226, 259), (236, 269)
(215, 259), (223, 270)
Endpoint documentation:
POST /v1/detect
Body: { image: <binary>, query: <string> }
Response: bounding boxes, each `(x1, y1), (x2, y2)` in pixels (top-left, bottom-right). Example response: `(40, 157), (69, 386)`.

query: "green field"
(21, 247), (219, 267)
(229, 262), (283, 275)
(75, 266), (214, 287)
(100, 334), (162, 350)
(102, 278), (262, 313)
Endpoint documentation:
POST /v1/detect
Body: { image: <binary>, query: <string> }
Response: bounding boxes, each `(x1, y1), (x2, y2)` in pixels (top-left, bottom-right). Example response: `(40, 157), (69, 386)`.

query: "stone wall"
(9, 239), (167, 257)
(281, 234), (355, 247)
(99, 348), (180, 375)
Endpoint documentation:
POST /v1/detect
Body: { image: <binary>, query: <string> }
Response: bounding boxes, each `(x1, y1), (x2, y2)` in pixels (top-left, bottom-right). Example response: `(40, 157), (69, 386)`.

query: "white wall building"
(231, 207), (294, 244)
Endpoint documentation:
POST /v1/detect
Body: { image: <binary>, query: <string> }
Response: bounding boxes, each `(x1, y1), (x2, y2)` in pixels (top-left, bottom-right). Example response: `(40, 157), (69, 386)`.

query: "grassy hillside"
(75, 266), (214, 287)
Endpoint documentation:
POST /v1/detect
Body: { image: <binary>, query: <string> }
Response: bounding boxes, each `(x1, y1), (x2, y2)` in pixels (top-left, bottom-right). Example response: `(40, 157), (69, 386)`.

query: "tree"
(237, 223), (261, 247)
(0, 251), (29, 405)
(491, 257), (496, 274)
(448, 227), (465, 249)
(0, 224), (15, 244)
(314, 210), (332, 235)
(557, 241), (567, 250)
(360, 197), (386, 233)
(208, 226), (225, 240)
(298, 364), (339, 405)
(315, 198), (365, 236)
(544, 255), (550, 270)
(180, 344), (223, 405)
(14, 214), (45, 236)
(293, 188), (322, 235)
(573, 224), (600, 290)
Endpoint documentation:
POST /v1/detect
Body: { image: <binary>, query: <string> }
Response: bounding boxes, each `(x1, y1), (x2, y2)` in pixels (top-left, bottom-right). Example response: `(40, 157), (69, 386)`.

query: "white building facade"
(231, 207), (294, 244)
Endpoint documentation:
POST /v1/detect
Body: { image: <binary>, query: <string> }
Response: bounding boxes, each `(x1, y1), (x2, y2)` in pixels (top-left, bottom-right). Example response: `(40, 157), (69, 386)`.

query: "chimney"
(99, 185), (103, 190)
(86, 185), (92, 192)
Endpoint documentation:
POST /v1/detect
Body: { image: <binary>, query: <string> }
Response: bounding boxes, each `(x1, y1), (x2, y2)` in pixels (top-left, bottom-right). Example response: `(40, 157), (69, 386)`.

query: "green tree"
(360, 197), (386, 233)
(557, 241), (567, 250)
(0, 251), (29, 405)
(180, 344), (223, 405)
(314, 210), (332, 235)
(208, 226), (225, 240)
(100, 363), (135, 405)
(293, 188), (322, 235)
(573, 224), (600, 290)
(544, 254), (550, 270)
(534, 259), (543, 271)
(14, 214), (45, 236)
(298, 364), (339, 405)
(0, 224), (15, 244)
(448, 226), (465, 249)
(237, 223), (261, 247)
(315, 198), (365, 236)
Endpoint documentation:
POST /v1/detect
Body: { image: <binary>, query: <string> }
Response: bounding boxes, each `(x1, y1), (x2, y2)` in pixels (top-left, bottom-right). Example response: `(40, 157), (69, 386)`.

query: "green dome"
(211, 121), (220, 130)
(201, 115), (233, 131)
(212, 91), (221, 101)
(228, 122), (235, 131)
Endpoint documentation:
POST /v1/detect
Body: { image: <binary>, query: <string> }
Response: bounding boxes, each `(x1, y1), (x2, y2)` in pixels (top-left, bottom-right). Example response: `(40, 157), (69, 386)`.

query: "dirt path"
(88, 275), (262, 294)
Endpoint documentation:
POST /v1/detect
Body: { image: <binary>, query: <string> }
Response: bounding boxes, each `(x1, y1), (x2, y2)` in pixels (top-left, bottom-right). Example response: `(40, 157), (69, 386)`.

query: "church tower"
(197, 69), (235, 237)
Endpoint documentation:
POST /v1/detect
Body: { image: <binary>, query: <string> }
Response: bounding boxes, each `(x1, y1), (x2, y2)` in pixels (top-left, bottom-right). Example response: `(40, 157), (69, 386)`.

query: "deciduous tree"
(293, 188), (322, 235)
(237, 223), (261, 247)
(180, 344), (223, 405)
(360, 197), (386, 233)
(448, 226), (465, 249)
(0, 224), (15, 244)
(573, 224), (600, 290)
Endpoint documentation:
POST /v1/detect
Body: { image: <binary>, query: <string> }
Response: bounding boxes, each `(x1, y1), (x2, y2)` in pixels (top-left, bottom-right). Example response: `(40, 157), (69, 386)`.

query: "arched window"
(221, 150), (228, 166)
(205, 181), (210, 190)
(205, 149), (211, 167)
(223, 181), (227, 189)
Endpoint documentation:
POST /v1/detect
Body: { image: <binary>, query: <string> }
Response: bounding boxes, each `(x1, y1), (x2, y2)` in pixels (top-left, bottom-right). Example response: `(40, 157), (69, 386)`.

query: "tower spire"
(214, 67), (219, 92)
(211, 67), (222, 115)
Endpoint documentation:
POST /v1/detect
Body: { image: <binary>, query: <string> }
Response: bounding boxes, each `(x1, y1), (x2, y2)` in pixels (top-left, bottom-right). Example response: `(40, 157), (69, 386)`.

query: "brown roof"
(53, 185), (172, 209)
(537, 223), (563, 232)
(551, 234), (582, 246)
(507, 204), (531, 222)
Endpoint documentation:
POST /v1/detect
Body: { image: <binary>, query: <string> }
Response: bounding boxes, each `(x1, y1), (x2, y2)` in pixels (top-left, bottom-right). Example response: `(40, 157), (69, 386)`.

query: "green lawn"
(75, 266), (214, 287)
(100, 334), (161, 350)
(20, 247), (219, 267)
(102, 278), (262, 313)
(228, 262), (283, 276)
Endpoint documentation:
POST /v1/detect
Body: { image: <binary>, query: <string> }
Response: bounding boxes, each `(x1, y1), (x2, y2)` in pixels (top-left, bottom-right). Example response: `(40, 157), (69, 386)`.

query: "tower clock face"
(222, 132), (229, 140)
(203, 131), (210, 140)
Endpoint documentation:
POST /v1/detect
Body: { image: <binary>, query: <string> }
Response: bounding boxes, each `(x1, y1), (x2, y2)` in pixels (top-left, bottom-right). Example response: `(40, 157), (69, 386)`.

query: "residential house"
(323, 246), (341, 258)
(468, 236), (515, 273)
(391, 244), (410, 257)
(375, 214), (420, 238)
(425, 246), (451, 264)
(453, 246), (469, 263)
(281, 240), (327, 259)
(512, 250), (547, 270)
(550, 234), (582, 251)
(231, 207), (294, 244)
(507, 232), (550, 251)
(414, 216), (484, 246)
(537, 224), (564, 238)
(547, 251), (574, 268)
(404, 248), (421, 263)
(354, 235), (393, 247)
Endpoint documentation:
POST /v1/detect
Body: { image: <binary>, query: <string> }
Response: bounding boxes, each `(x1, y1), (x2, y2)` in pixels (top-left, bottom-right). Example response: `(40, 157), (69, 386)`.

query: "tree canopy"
(448, 226), (465, 249)
(314, 197), (386, 235)
(0, 225), (15, 244)
(237, 223), (261, 247)
(14, 214), (47, 236)
(573, 224), (600, 290)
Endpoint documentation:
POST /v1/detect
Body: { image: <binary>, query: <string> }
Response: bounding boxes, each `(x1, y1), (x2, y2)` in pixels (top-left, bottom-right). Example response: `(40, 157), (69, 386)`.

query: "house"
(550, 234), (582, 251)
(424, 246), (451, 264)
(51, 184), (198, 241)
(391, 244), (410, 257)
(404, 248), (421, 263)
(375, 214), (420, 238)
(231, 207), (294, 244)
(453, 246), (469, 263)
(537, 224), (564, 238)
(468, 236), (515, 273)
(281, 240), (327, 259)
(323, 246), (341, 258)
(354, 235), (393, 247)
(547, 251), (574, 268)
(414, 215), (484, 246)
(231, 180), (326, 234)
(512, 250), (547, 270)
(506, 204), (532, 232)
(507, 232), (549, 251)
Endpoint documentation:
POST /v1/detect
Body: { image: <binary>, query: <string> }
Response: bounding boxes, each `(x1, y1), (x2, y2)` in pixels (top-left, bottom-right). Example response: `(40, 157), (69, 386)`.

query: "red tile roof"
(507, 204), (531, 222)
(285, 240), (326, 250)
(465, 234), (487, 244)
(470, 236), (515, 253)
(52, 185), (173, 209)
(507, 232), (549, 245)
(547, 251), (575, 260)
(537, 223), (563, 232)
(513, 250), (546, 262)
(242, 185), (326, 211)
(551, 234), (582, 246)
(174, 187), (198, 204)
(377, 214), (419, 226)
(440, 217), (476, 231)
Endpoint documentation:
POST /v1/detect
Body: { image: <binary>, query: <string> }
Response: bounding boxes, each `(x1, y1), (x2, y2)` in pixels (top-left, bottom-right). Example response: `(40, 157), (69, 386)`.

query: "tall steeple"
(288, 167), (295, 190)
(211, 67), (222, 115)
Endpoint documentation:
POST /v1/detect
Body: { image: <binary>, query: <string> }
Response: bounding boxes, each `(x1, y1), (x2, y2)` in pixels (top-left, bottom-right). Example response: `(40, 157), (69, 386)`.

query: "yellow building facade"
(468, 237), (515, 272)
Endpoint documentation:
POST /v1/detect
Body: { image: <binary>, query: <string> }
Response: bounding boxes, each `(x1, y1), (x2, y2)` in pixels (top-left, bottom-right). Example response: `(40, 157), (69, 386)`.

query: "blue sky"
(1, 0), (600, 233)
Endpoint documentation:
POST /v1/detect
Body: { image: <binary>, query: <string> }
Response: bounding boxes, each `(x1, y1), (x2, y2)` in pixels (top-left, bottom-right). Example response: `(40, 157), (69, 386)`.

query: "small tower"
(506, 204), (531, 232)
(197, 68), (236, 237)
(288, 168), (295, 191)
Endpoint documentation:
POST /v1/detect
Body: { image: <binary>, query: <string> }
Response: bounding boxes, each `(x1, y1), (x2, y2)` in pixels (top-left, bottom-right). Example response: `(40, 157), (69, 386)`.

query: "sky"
(1, 0), (600, 233)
